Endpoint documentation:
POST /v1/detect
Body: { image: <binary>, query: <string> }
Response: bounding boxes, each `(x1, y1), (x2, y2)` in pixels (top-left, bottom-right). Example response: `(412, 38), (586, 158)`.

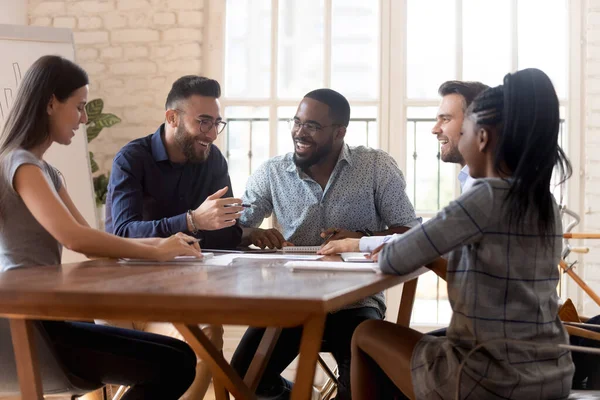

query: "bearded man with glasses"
(104, 75), (240, 399)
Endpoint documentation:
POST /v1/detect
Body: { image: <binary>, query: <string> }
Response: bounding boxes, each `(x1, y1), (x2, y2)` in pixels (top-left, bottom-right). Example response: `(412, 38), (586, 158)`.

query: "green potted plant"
(86, 99), (121, 228)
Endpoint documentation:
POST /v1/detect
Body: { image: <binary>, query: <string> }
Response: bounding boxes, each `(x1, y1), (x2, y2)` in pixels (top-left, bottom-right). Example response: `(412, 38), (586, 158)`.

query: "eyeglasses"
(175, 109), (227, 134)
(288, 119), (340, 134)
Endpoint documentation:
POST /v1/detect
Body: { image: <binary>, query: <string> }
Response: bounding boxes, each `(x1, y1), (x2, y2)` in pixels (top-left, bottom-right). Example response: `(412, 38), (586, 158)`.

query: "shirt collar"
(458, 165), (470, 189)
(151, 124), (169, 162)
(285, 143), (352, 173)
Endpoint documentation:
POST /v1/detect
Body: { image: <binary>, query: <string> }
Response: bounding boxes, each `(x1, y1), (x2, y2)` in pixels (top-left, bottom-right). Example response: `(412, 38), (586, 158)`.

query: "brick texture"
(28, 0), (204, 176)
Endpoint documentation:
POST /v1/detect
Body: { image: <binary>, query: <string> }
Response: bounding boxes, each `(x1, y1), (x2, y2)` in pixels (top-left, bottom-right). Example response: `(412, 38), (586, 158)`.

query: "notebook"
(285, 261), (380, 273)
(118, 253), (214, 264)
(340, 252), (374, 263)
(278, 246), (321, 254)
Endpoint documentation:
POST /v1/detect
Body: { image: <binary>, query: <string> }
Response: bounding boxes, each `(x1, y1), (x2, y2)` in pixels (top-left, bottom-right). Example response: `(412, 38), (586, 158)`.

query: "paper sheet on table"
(199, 253), (324, 267)
(285, 261), (380, 273)
(118, 253), (214, 264)
(340, 252), (375, 263)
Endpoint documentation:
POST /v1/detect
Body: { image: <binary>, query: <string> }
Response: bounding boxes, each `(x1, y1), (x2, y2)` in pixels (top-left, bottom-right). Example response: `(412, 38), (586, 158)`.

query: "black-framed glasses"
(288, 118), (339, 134)
(175, 109), (227, 134)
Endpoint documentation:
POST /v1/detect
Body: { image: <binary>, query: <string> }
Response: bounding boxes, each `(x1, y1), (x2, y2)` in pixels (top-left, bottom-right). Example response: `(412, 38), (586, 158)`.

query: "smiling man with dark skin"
(233, 88), (418, 400)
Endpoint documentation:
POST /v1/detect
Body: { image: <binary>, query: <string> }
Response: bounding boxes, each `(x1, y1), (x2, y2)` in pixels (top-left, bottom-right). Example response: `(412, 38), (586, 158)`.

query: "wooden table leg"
(290, 315), (326, 400)
(244, 327), (282, 391)
(9, 319), (43, 400)
(175, 324), (255, 400)
(396, 278), (418, 326)
(213, 378), (230, 400)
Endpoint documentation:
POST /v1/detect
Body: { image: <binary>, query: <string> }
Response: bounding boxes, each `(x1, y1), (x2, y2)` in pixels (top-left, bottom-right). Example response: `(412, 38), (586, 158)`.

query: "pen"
(186, 238), (202, 244)
(322, 229), (339, 243)
(224, 203), (253, 208)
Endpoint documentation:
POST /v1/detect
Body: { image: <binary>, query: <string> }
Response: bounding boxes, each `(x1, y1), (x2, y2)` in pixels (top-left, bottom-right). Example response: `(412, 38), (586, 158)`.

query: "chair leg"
(317, 355), (339, 384)
(111, 386), (128, 400)
(316, 355), (339, 400)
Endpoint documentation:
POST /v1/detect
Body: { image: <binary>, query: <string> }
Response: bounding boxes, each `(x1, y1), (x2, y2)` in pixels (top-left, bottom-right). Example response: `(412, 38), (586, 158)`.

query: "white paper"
(235, 254), (324, 261)
(285, 261), (380, 273)
(340, 252), (375, 263)
(118, 253), (214, 264)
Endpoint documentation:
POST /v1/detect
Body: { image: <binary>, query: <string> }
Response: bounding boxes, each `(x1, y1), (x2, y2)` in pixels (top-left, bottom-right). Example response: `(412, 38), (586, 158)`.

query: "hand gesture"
(193, 187), (244, 231)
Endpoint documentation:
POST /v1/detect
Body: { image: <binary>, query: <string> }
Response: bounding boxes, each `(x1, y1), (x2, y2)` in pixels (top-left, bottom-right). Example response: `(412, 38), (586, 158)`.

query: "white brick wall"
(28, 0), (205, 174)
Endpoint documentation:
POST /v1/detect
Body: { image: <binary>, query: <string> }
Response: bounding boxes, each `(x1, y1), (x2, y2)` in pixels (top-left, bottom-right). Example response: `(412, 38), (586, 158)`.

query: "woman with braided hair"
(350, 68), (575, 400)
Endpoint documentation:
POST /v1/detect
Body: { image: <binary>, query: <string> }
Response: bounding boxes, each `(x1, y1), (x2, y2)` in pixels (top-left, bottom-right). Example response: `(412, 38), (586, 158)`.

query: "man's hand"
(192, 187), (244, 231)
(320, 228), (363, 245)
(248, 228), (293, 249)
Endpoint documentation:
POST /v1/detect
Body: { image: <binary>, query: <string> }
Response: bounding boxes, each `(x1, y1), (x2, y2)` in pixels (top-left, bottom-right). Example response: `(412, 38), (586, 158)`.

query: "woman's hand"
(317, 238), (360, 255)
(367, 243), (385, 262)
(154, 233), (202, 261)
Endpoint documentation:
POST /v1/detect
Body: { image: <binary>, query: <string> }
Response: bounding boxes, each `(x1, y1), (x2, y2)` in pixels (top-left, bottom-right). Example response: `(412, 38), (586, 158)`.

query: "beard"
(440, 144), (464, 164)
(174, 123), (210, 163)
(292, 136), (334, 169)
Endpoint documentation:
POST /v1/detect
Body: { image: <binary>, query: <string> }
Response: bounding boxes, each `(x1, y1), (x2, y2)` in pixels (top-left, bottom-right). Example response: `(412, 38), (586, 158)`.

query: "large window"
(400, 0), (570, 325)
(220, 0), (380, 196)
(208, 0), (578, 326)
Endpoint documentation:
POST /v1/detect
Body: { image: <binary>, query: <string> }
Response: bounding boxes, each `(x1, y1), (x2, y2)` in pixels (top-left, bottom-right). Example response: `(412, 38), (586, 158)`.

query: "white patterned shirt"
(240, 144), (418, 314)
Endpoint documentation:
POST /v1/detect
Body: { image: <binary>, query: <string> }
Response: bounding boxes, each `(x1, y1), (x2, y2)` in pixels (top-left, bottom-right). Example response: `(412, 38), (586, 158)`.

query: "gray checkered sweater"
(380, 178), (574, 400)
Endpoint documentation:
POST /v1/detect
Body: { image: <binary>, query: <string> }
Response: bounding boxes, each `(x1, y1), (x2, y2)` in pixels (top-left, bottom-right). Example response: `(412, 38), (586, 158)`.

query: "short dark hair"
(438, 81), (489, 112)
(165, 75), (221, 110)
(304, 88), (351, 127)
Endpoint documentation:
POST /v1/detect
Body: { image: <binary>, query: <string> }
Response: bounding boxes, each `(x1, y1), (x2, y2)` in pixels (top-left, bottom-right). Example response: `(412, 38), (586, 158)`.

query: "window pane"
(277, 106), (297, 156)
(331, 0), (379, 99)
(406, 107), (457, 213)
(225, 107), (269, 197)
(225, 0), (272, 98)
(278, 0), (325, 98)
(346, 106), (378, 148)
(406, 0), (456, 99)
(463, 0), (511, 86)
(518, 0), (567, 99)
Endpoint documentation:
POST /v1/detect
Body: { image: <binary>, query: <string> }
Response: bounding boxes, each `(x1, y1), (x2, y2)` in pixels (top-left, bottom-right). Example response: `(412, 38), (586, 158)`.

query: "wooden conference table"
(0, 255), (424, 400)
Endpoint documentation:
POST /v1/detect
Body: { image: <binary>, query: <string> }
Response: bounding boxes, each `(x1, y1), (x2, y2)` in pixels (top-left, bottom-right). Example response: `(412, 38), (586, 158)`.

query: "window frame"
(204, 0), (585, 316)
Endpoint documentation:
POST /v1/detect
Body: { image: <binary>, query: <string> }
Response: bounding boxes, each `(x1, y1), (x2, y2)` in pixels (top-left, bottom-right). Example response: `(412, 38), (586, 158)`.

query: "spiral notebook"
(278, 246), (321, 254)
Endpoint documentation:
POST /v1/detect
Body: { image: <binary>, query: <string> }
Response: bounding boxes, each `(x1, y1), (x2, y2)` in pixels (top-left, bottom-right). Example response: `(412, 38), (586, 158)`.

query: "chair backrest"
(0, 318), (99, 395)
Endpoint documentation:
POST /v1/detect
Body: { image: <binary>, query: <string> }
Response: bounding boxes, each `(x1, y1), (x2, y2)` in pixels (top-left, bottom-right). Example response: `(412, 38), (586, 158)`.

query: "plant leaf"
(93, 174), (110, 206)
(86, 99), (104, 121)
(87, 124), (102, 142)
(95, 114), (122, 129)
(89, 152), (99, 173)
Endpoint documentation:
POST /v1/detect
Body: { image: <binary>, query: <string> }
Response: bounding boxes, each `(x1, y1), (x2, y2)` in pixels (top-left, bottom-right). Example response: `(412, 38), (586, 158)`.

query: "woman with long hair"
(0, 55), (200, 398)
(350, 69), (575, 399)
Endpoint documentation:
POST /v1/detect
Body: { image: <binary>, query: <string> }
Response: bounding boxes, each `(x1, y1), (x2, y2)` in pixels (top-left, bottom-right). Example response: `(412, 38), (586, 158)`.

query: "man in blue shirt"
(231, 89), (418, 400)
(105, 75), (242, 399)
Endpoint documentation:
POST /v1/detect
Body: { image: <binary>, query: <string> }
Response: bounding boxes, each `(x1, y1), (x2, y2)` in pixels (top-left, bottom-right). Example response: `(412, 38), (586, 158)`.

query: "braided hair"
(466, 68), (572, 242)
